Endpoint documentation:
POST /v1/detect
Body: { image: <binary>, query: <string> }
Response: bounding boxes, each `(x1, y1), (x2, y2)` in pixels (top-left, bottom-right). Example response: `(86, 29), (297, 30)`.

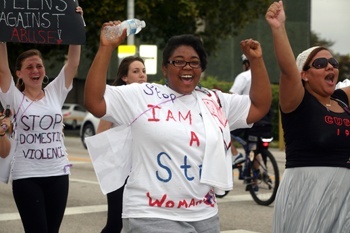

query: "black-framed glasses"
(168, 60), (201, 69)
(304, 57), (339, 71)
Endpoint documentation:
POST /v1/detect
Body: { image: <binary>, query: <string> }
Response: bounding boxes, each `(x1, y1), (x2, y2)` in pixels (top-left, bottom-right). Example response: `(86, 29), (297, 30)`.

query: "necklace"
(23, 90), (44, 102)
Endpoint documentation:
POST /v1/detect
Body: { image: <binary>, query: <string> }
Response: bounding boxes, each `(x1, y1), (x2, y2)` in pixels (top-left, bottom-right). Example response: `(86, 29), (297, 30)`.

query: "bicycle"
(216, 133), (280, 206)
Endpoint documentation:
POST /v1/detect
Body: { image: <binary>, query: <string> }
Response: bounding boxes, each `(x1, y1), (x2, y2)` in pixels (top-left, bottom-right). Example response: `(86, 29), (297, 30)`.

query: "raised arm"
(0, 43), (12, 93)
(64, 6), (83, 89)
(265, 1), (304, 113)
(240, 39), (272, 124)
(84, 22), (127, 117)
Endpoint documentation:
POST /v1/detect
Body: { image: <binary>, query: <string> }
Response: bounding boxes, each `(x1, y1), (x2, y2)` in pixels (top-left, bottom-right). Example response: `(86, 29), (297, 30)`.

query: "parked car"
(80, 112), (99, 149)
(62, 103), (87, 129)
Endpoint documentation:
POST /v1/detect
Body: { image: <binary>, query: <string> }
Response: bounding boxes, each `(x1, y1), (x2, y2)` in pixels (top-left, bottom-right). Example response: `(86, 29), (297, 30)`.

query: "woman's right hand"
(0, 116), (11, 134)
(265, 1), (285, 29)
(100, 21), (127, 48)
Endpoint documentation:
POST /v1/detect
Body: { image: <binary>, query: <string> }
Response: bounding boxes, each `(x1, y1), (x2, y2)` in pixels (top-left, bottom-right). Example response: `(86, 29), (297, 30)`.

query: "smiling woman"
(84, 20), (271, 233)
(0, 7), (83, 233)
(266, 2), (350, 232)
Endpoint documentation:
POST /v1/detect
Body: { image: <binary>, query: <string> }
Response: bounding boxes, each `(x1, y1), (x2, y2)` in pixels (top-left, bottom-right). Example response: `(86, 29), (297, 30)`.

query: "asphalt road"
(0, 133), (286, 233)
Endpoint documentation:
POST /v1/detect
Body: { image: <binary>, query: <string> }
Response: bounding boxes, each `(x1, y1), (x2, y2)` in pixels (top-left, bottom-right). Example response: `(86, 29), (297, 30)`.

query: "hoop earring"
(19, 79), (24, 86)
(43, 75), (49, 84)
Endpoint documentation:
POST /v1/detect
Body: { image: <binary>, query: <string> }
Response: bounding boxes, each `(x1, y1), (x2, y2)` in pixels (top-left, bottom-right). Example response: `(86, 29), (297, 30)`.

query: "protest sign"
(0, 0), (86, 44)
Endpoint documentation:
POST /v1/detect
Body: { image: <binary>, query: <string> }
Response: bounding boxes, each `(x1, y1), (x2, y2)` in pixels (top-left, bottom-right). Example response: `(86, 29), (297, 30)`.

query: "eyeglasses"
(168, 60), (201, 69)
(304, 57), (339, 71)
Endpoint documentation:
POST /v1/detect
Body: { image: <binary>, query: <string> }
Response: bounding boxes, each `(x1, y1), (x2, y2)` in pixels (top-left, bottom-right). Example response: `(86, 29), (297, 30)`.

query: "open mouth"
(325, 73), (335, 85)
(180, 74), (193, 83)
(31, 76), (40, 81)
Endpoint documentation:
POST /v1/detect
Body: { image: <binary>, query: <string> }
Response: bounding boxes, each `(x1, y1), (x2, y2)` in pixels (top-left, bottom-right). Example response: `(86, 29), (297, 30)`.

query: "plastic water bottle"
(104, 19), (146, 40)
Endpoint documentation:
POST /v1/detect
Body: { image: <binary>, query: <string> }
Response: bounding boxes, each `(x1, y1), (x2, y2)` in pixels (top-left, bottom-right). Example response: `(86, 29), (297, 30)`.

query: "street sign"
(117, 45), (136, 58)
(140, 45), (157, 75)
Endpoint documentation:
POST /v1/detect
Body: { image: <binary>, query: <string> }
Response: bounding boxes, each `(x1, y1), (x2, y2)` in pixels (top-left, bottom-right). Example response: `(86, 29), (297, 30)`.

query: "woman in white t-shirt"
(84, 21), (271, 233)
(0, 7), (82, 233)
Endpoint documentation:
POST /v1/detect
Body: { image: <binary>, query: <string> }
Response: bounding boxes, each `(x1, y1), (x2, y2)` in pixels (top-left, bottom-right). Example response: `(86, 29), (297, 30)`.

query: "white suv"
(80, 112), (99, 149)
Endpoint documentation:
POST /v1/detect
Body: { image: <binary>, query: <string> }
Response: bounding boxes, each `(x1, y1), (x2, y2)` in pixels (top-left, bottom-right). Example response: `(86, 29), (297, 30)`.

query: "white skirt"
(273, 167), (350, 233)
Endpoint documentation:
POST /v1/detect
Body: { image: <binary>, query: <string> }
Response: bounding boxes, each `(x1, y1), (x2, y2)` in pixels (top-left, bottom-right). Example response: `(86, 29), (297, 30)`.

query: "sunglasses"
(303, 57), (339, 71)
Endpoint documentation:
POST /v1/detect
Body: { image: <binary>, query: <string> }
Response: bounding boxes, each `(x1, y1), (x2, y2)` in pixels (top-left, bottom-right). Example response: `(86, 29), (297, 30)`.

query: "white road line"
(0, 195), (254, 222)
(69, 178), (99, 185)
(68, 179), (255, 203)
(221, 231), (260, 233)
(0, 205), (107, 221)
(217, 194), (253, 203)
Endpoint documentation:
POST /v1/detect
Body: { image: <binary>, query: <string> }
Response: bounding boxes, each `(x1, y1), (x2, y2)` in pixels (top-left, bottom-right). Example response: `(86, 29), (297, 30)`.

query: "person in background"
(229, 54), (254, 165)
(229, 55), (273, 173)
(0, 7), (83, 233)
(266, 2), (350, 232)
(84, 20), (271, 233)
(98, 56), (147, 233)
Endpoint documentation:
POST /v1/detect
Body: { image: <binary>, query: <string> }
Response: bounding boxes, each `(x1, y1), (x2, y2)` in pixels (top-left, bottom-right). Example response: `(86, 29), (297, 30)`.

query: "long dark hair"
(112, 56), (145, 86)
(15, 49), (44, 92)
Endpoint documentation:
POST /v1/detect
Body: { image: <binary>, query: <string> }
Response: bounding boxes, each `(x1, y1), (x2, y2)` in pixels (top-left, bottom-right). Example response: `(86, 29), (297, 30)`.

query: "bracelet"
(0, 132), (6, 136)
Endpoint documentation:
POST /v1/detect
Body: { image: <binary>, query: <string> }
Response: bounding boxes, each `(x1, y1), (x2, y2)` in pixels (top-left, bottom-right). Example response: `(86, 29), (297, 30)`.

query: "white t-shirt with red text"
(103, 83), (251, 222)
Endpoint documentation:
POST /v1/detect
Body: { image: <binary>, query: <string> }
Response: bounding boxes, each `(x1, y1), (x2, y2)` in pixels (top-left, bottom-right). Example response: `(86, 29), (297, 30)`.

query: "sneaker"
(252, 185), (259, 193)
(237, 166), (244, 180)
(232, 153), (245, 167)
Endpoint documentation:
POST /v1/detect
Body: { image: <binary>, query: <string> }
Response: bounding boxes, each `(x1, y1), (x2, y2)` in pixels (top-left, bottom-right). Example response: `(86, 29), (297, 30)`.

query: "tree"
(6, 0), (270, 70)
(80, 0), (271, 56)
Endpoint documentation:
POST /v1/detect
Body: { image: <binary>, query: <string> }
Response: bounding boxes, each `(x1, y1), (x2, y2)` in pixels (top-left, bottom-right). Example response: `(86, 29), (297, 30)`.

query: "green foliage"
(155, 76), (281, 142)
(200, 76), (232, 92)
(199, 76), (280, 141)
(77, 0), (271, 57)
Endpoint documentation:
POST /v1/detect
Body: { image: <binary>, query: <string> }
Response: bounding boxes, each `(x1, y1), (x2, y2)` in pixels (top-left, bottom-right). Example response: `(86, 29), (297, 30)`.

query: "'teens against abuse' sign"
(0, 0), (86, 45)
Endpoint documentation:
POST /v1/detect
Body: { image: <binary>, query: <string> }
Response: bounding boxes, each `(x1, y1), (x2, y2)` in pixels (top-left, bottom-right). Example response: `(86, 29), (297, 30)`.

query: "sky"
(311, 0), (350, 55)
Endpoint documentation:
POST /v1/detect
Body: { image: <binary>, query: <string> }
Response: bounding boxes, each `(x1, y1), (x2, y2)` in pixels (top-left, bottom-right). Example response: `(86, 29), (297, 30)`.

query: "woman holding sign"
(0, 7), (83, 233)
(84, 21), (271, 233)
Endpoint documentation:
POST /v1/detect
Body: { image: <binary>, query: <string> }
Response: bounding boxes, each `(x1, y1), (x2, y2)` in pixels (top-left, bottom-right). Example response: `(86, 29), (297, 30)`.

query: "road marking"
(0, 205), (107, 221)
(221, 231), (260, 233)
(67, 179), (254, 203)
(217, 194), (253, 203)
(68, 156), (91, 162)
(0, 206), (260, 233)
(70, 178), (99, 185)
(0, 194), (255, 222)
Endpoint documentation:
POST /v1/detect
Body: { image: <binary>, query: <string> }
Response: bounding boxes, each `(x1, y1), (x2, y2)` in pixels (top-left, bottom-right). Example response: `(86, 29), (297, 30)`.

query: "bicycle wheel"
(248, 149), (280, 206)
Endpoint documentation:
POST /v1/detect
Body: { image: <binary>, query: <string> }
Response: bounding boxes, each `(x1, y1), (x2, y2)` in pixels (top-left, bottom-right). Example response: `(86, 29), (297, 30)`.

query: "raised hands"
(265, 1), (285, 29)
(100, 21), (127, 48)
(240, 39), (263, 62)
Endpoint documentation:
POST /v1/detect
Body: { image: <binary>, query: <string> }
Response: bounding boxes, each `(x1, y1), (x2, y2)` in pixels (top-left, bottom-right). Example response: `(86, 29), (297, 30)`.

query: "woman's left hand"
(240, 39), (262, 61)
(76, 6), (83, 16)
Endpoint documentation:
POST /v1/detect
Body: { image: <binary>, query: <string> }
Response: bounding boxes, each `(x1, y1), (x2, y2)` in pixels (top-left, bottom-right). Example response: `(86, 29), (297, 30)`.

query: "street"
(0, 135), (286, 233)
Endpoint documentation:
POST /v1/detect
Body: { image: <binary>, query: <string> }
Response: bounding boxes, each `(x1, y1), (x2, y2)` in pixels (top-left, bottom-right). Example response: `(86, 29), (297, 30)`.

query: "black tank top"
(281, 89), (350, 169)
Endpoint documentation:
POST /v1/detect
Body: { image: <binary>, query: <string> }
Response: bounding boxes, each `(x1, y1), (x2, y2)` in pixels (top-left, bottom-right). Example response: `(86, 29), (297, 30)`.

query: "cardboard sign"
(0, 0), (86, 45)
